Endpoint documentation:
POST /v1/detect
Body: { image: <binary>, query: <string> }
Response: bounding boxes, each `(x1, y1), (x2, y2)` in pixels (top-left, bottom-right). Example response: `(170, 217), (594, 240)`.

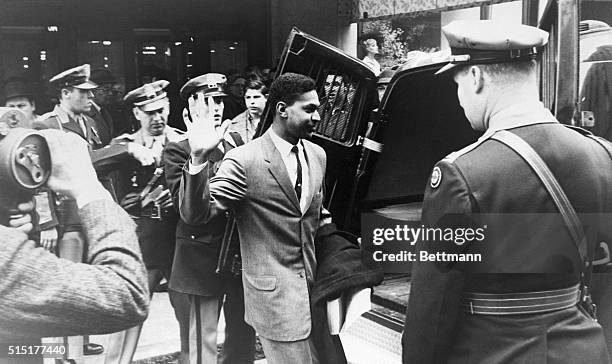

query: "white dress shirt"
(268, 129), (310, 213)
(189, 129), (311, 213)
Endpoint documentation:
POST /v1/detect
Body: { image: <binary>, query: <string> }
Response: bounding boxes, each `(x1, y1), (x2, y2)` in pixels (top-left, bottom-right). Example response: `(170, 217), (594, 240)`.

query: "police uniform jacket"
(35, 105), (132, 170)
(163, 138), (234, 297)
(403, 101), (612, 363)
(113, 127), (182, 269)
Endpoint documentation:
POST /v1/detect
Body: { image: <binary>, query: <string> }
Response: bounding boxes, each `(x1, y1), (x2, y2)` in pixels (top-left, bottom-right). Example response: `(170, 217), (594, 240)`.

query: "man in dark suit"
(88, 68), (119, 146)
(402, 20), (612, 363)
(179, 72), (331, 363)
(164, 73), (255, 364)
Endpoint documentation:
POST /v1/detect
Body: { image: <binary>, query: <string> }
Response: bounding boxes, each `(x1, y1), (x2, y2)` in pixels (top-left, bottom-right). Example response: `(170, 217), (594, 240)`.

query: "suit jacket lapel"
(262, 131), (301, 212)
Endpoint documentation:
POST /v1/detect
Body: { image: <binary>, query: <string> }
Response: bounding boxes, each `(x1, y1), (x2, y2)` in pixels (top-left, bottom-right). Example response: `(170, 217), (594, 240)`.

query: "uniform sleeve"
(90, 143), (132, 174)
(175, 148), (247, 225)
(402, 160), (474, 363)
(163, 141), (189, 215)
(0, 200), (149, 339)
(33, 118), (60, 130)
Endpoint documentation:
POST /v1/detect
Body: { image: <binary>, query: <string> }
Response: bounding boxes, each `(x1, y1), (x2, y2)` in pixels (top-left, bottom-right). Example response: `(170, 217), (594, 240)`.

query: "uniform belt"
(462, 284), (580, 315)
(141, 204), (161, 219)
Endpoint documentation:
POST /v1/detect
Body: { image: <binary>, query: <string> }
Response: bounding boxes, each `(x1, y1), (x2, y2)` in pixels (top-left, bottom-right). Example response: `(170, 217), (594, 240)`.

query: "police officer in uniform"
(402, 20), (612, 363)
(35, 64), (123, 361)
(105, 80), (190, 364)
(163, 73), (255, 364)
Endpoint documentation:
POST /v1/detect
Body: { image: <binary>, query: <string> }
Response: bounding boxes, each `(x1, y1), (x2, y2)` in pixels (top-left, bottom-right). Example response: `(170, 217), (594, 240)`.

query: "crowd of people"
(3, 18), (612, 364)
(1, 52), (382, 363)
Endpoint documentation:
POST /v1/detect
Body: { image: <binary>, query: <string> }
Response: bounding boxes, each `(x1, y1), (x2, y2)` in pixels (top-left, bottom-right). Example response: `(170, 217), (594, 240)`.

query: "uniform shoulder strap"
(586, 134), (612, 160)
(490, 130), (587, 262)
(493, 129), (602, 320)
(229, 131), (245, 147)
(563, 124), (612, 159)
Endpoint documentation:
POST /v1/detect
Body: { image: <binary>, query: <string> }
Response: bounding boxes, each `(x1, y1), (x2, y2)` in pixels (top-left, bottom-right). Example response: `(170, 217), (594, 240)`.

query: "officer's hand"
(185, 96), (230, 165)
(8, 201), (34, 233)
(39, 130), (104, 202)
(127, 143), (156, 166)
(110, 133), (135, 145)
(120, 192), (141, 214)
(156, 190), (173, 209)
(40, 226), (58, 253)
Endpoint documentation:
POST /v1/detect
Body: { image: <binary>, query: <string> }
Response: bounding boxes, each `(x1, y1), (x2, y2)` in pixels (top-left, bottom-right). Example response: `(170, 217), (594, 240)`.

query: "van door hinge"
(580, 111), (595, 128)
(357, 136), (383, 153)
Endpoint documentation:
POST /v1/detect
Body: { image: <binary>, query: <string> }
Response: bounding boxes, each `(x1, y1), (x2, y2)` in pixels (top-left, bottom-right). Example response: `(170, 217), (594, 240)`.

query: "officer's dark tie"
(291, 145), (302, 201)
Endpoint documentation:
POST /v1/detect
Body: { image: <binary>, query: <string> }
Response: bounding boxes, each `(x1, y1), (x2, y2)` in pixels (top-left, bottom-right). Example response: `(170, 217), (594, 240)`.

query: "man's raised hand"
(185, 95), (230, 165)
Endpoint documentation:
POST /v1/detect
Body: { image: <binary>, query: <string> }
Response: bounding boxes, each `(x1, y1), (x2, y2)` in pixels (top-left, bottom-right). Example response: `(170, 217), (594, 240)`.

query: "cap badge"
(143, 84), (157, 99)
(430, 166), (442, 189)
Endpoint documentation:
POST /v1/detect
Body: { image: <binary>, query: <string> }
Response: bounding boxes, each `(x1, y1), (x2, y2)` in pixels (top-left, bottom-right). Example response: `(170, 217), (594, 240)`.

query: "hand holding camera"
(8, 201), (34, 233)
(40, 129), (110, 206)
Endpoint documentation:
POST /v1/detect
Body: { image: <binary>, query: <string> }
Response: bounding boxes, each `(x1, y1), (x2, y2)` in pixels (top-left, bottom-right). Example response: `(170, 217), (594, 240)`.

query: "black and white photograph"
(2, 0), (612, 363)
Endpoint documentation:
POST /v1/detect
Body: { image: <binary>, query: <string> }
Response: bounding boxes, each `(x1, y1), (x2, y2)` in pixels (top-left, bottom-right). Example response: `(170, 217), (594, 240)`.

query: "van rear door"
(258, 27), (377, 231)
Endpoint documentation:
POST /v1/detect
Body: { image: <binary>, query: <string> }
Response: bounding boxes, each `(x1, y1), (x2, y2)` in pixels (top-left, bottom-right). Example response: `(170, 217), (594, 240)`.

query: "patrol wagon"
(257, 0), (612, 361)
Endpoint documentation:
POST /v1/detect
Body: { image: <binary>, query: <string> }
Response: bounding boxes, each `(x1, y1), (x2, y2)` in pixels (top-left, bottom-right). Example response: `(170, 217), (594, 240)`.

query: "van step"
(340, 309), (403, 364)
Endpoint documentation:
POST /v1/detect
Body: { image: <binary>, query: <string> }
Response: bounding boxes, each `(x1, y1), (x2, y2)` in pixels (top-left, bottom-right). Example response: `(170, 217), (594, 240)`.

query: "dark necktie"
(291, 145), (302, 201)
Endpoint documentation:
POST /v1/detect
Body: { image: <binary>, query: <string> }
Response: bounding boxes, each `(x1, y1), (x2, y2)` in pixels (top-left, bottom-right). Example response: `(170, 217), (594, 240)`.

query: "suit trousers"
(259, 335), (320, 364)
(188, 275), (256, 364)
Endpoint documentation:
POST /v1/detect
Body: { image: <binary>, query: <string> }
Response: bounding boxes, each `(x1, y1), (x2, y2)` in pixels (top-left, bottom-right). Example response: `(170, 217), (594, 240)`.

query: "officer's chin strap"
(491, 130), (597, 320)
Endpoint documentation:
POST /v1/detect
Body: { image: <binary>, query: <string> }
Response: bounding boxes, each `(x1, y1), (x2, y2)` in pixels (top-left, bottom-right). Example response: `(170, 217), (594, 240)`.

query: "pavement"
(42, 291), (400, 364)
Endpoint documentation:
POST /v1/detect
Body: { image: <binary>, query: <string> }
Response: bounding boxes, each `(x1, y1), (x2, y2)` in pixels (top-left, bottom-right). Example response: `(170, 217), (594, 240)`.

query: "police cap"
(124, 80), (170, 111)
(436, 20), (549, 74)
(49, 64), (98, 90)
(180, 73), (227, 100)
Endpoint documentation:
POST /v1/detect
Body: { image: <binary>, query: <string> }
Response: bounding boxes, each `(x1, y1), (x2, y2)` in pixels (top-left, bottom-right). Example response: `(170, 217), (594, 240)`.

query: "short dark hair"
(245, 79), (268, 95)
(453, 60), (537, 82)
(55, 86), (74, 101)
(267, 73), (316, 109)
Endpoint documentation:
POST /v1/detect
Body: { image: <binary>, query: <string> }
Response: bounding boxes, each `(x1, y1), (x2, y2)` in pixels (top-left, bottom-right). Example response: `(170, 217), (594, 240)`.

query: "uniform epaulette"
(39, 111), (58, 121)
(167, 126), (187, 142)
(168, 126), (185, 134)
(113, 132), (135, 142)
(443, 135), (490, 163)
(563, 124), (593, 136)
